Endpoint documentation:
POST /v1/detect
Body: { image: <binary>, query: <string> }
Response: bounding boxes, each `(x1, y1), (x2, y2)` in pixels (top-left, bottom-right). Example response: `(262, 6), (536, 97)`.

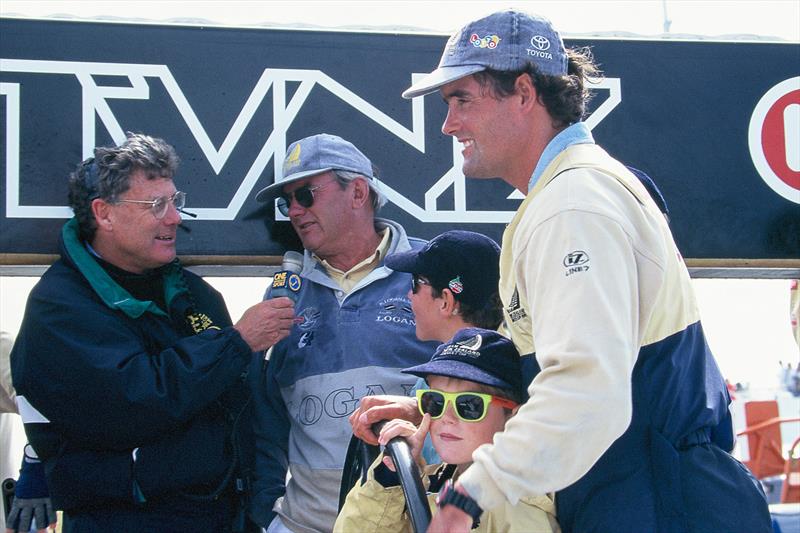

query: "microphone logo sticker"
(288, 273), (302, 292)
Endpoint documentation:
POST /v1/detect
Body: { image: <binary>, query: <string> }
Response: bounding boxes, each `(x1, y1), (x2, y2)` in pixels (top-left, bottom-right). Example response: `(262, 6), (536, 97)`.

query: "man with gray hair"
(250, 133), (437, 532)
(11, 132), (294, 532)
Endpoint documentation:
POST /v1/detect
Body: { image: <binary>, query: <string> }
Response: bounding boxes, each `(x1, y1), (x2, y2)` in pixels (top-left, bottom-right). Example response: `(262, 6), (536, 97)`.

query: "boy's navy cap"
(255, 133), (384, 203)
(403, 10), (567, 99)
(385, 230), (500, 309)
(403, 328), (525, 401)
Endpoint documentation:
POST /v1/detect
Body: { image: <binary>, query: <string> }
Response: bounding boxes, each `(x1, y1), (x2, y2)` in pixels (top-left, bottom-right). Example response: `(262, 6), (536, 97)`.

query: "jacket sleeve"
(333, 455), (416, 533)
(12, 275), (253, 451)
(460, 189), (642, 510)
(249, 349), (291, 528)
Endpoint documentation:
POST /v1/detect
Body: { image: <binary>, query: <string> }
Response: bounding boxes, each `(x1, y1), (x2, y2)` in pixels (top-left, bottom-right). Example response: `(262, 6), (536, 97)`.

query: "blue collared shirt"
(529, 122), (595, 192)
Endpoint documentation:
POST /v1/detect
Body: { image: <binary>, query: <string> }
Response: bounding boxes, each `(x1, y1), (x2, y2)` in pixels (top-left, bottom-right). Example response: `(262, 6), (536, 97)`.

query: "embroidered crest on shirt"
(376, 297), (416, 326)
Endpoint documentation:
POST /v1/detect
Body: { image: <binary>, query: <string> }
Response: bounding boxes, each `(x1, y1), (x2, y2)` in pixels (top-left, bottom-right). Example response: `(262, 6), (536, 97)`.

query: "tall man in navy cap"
(402, 9), (770, 533)
(250, 134), (437, 533)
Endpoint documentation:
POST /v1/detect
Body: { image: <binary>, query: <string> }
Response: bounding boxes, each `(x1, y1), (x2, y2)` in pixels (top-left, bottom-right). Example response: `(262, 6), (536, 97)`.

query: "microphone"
(269, 251), (304, 302)
(263, 252), (304, 371)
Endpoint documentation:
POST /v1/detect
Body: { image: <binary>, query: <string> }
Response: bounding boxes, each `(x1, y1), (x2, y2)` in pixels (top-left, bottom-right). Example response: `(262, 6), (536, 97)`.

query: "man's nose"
(164, 202), (182, 224)
(442, 107), (459, 136)
(287, 195), (306, 217)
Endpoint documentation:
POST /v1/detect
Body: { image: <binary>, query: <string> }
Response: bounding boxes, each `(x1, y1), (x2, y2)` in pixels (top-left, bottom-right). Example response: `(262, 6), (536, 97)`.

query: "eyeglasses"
(416, 388), (517, 423)
(411, 274), (432, 294)
(115, 191), (186, 219)
(277, 181), (337, 216)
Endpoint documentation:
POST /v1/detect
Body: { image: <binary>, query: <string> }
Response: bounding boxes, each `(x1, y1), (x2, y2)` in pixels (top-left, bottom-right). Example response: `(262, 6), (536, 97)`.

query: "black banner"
(1, 18), (798, 268)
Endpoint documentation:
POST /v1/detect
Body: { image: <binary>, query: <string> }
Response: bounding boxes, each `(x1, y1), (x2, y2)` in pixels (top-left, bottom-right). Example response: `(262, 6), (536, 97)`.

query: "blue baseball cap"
(255, 133), (385, 205)
(403, 328), (526, 402)
(403, 10), (567, 99)
(385, 230), (500, 310)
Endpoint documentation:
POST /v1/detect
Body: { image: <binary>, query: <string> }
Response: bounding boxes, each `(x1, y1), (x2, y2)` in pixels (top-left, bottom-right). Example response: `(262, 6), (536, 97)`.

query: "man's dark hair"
(474, 47), (601, 129)
(428, 285), (504, 331)
(68, 132), (180, 242)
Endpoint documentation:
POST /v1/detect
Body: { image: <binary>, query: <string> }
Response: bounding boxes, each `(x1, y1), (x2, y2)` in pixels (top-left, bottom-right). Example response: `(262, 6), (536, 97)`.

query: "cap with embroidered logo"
(403, 327), (526, 401)
(403, 10), (567, 99)
(385, 230), (500, 310)
(255, 133), (384, 204)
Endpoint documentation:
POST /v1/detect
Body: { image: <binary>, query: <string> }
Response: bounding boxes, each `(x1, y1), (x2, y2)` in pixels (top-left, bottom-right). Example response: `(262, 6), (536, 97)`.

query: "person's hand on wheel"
(349, 395), (420, 445)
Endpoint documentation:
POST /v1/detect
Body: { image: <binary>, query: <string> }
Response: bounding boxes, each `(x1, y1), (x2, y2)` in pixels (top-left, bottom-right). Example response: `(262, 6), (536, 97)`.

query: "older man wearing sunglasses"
(10, 132), (295, 532)
(250, 133), (438, 533)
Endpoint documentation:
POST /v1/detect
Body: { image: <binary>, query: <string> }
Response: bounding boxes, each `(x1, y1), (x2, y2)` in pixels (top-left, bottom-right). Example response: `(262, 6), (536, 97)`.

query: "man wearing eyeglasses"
(250, 133), (438, 533)
(10, 132), (295, 532)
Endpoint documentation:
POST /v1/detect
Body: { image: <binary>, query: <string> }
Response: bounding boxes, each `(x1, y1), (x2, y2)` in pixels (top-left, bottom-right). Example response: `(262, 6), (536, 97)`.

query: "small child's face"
(426, 375), (510, 467)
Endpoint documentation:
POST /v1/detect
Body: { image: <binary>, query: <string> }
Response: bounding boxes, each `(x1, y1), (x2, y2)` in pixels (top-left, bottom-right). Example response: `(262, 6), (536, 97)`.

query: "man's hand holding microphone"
(233, 252), (304, 351)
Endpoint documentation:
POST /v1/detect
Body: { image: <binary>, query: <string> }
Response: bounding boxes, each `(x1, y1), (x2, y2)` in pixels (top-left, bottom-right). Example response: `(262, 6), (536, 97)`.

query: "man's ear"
(351, 178), (370, 208)
(92, 198), (113, 232)
(439, 288), (460, 317)
(514, 73), (539, 111)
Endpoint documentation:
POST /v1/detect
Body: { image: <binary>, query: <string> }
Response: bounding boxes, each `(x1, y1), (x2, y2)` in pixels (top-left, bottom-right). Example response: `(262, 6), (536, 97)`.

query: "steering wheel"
(338, 422), (432, 533)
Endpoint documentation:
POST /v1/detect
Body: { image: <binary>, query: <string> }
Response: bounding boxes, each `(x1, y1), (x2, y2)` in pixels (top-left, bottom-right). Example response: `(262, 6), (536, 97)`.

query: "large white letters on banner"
(1, 59), (621, 222)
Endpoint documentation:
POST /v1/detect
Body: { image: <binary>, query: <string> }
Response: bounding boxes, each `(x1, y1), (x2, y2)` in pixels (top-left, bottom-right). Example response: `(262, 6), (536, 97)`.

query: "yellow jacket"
(334, 457), (559, 533)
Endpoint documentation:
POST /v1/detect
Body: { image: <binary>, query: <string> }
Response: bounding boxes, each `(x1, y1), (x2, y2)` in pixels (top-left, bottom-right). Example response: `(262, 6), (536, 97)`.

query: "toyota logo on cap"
(530, 35), (551, 51)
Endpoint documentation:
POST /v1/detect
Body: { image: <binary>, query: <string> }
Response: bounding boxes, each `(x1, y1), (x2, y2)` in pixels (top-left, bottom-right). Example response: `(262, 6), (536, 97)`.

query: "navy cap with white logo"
(385, 230), (500, 310)
(403, 10), (568, 99)
(403, 328), (527, 401)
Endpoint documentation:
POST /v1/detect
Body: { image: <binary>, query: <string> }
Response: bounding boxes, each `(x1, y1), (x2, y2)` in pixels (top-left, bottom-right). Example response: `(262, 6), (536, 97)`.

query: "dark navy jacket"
(11, 218), (256, 532)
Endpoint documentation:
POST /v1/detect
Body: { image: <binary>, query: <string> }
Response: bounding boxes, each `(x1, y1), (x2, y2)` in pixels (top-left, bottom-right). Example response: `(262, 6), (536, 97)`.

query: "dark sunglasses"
(411, 274), (433, 294)
(277, 181), (337, 216)
(416, 388), (517, 423)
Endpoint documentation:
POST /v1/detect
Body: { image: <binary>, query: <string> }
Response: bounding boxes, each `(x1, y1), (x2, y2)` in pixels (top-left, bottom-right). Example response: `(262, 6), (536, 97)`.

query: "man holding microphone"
(11, 132), (294, 532)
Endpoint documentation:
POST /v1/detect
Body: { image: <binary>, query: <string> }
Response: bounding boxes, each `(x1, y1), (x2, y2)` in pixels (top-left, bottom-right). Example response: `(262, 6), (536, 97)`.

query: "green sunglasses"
(416, 388), (518, 423)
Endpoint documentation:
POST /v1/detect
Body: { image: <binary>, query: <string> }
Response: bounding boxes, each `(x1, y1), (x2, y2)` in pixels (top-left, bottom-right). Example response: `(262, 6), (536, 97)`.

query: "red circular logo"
(748, 77), (800, 204)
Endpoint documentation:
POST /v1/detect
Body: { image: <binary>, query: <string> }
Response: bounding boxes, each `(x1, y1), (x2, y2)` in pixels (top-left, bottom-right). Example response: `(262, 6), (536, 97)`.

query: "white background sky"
(1, 1), (798, 393)
(1, 0), (799, 40)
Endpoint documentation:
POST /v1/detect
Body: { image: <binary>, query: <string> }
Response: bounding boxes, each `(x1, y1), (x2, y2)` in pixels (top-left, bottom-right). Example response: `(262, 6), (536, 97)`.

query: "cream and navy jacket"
(458, 125), (771, 533)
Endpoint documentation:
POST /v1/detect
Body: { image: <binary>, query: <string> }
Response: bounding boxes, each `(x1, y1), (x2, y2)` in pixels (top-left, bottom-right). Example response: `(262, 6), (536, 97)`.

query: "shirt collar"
(313, 227), (390, 271)
(529, 122), (595, 192)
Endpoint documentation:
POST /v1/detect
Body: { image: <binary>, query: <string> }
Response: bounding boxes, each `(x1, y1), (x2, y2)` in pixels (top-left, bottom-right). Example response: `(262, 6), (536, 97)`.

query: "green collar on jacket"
(61, 218), (188, 319)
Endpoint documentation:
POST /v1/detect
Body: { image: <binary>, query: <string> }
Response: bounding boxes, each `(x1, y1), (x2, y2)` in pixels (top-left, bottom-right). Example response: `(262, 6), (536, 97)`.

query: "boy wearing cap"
(387, 229), (503, 342)
(335, 328), (558, 533)
(250, 134), (437, 533)
(402, 9), (770, 533)
(348, 229), (533, 447)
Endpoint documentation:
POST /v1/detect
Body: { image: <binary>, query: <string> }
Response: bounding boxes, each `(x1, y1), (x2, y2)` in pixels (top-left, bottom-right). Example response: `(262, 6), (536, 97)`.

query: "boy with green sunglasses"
(334, 328), (559, 532)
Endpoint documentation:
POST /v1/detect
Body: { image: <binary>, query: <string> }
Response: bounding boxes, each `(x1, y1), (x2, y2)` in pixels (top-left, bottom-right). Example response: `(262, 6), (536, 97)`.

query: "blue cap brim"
(254, 167), (334, 203)
(403, 359), (514, 391)
(402, 64), (487, 99)
(384, 249), (425, 273)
